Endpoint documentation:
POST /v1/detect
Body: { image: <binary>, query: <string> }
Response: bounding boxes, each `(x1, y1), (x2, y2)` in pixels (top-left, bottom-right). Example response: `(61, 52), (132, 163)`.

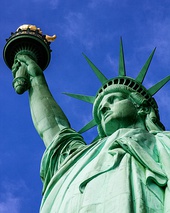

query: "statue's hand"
(12, 54), (43, 79)
(12, 54), (43, 94)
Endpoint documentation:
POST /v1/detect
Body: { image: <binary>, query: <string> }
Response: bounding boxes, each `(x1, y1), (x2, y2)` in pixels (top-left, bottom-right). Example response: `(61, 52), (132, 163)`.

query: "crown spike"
(83, 53), (108, 85)
(63, 92), (95, 103)
(136, 48), (156, 83)
(119, 37), (126, 76)
(148, 75), (170, 96)
(91, 135), (100, 143)
(78, 119), (96, 134)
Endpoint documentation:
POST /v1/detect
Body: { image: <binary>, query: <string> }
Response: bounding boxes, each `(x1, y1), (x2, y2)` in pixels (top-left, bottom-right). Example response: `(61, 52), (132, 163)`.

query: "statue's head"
(93, 77), (165, 137)
(65, 39), (170, 139)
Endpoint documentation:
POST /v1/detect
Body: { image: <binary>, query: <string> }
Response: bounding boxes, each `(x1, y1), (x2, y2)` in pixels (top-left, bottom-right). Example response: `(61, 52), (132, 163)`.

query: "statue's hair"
(129, 92), (165, 131)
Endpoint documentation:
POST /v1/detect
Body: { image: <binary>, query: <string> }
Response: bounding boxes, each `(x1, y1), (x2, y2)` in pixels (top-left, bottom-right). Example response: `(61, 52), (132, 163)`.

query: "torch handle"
(12, 64), (30, 94)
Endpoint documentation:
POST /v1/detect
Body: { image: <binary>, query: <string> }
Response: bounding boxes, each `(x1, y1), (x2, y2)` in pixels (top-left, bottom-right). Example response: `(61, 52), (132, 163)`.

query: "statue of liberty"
(5, 25), (170, 212)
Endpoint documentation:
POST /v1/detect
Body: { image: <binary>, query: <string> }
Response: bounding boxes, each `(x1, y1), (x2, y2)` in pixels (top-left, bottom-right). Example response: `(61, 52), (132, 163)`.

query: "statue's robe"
(40, 128), (170, 212)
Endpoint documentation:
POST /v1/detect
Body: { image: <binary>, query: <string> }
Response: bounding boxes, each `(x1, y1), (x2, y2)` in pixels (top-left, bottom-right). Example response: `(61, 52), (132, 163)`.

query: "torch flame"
(16, 24), (57, 42)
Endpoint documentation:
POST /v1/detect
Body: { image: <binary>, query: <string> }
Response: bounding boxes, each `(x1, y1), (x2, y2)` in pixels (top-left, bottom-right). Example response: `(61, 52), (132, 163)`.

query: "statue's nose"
(101, 102), (111, 115)
(101, 106), (109, 114)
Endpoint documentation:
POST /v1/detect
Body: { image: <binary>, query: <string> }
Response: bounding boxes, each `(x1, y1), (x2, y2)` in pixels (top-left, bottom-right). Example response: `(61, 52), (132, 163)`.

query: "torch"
(3, 24), (56, 94)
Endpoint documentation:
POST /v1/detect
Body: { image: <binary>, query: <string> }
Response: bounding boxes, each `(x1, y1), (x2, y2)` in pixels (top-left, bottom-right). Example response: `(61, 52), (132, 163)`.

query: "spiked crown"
(64, 39), (170, 137)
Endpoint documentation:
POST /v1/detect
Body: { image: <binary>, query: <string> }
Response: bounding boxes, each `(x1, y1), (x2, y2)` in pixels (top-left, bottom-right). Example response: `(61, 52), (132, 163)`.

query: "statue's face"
(97, 92), (138, 136)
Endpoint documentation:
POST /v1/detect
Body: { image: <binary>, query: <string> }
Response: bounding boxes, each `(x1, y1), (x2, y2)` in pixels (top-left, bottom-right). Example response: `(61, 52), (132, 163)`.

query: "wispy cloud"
(88, 0), (127, 9)
(49, 0), (59, 9)
(105, 54), (118, 71)
(0, 180), (29, 213)
(60, 12), (114, 50)
(61, 12), (93, 48)
(31, 0), (59, 9)
(132, 5), (170, 66)
(0, 193), (20, 213)
(62, 12), (84, 39)
(151, 20), (170, 65)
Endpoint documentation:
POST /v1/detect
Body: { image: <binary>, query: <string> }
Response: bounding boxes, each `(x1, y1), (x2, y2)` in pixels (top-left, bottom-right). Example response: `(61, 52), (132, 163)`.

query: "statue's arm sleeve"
(40, 128), (86, 193)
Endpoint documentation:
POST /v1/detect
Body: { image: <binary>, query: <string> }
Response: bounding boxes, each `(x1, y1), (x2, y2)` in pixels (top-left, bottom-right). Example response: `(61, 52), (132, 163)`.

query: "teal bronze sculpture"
(4, 25), (170, 212)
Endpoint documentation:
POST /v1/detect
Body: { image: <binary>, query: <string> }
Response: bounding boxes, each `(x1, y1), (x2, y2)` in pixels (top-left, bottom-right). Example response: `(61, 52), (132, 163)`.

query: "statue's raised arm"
(12, 54), (70, 147)
(3, 24), (70, 147)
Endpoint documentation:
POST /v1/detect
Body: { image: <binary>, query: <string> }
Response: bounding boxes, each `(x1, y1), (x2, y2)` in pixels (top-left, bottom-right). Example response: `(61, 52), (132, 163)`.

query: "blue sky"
(0, 0), (170, 212)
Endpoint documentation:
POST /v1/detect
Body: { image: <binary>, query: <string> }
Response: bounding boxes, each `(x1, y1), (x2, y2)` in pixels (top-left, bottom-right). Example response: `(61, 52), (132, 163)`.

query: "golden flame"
(16, 24), (57, 42)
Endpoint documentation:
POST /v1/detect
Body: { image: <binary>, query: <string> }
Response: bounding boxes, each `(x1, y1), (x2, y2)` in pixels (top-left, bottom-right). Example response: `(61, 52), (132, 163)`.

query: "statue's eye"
(107, 95), (125, 104)
(108, 96), (115, 104)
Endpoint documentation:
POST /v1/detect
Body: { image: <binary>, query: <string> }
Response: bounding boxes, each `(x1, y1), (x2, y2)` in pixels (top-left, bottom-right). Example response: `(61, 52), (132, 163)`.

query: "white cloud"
(151, 21), (170, 65)
(31, 0), (59, 9)
(60, 12), (114, 50)
(0, 180), (29, 213)
(59, 12), (93, 49)
(49, 0), (59, 9)
(62, 12), (86, 42)
(133, 7), (170, 66)
(88, 0), (127, 9)
(106, 54), (118, 71)
(0, 193), (20, 213)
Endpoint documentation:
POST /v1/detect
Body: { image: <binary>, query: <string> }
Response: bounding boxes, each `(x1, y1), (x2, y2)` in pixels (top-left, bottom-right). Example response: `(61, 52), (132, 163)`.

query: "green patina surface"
(6, 34), (170, 212)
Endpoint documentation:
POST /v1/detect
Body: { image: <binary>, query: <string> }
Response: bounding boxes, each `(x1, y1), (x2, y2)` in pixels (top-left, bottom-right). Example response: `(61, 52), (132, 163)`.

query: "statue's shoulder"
(159, 131), (170, 138)
(150, 130), (170, 135)
(151, 130), (170, 146)
(148, 130), (170, 141)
